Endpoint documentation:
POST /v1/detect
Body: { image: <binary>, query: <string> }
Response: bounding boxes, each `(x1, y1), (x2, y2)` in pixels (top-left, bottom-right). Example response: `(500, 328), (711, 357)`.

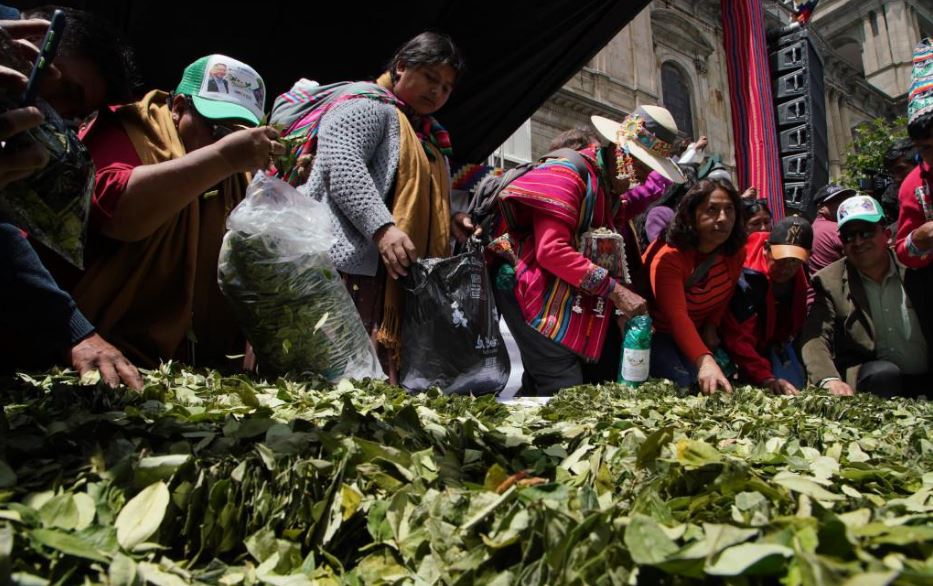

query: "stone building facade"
(493, 0), (932, 182)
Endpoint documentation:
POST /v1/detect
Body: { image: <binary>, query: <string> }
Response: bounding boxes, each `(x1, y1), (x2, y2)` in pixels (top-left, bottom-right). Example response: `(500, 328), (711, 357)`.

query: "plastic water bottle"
(618, 315), (652, 386)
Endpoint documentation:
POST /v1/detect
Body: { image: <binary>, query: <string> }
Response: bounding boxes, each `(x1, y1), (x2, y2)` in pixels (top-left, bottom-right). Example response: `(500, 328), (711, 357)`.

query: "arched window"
(661, 62), (694, 138)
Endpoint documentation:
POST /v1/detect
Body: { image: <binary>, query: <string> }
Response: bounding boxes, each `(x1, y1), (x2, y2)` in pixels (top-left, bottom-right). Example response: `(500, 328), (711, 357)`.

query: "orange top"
(646, 242), (746, 363)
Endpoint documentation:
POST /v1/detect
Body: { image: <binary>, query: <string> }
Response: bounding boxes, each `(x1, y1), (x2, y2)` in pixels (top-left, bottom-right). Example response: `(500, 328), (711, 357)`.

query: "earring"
(614, 146), (627, 179)
(616, 149), (641, 188)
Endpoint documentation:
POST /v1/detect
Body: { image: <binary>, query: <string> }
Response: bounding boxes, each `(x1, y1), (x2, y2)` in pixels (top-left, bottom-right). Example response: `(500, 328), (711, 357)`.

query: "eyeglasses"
(184, 96), (249, 140)
(207, 121), (249, 141)
(742, 198), (771, 214)
(840, 227), (878, 244)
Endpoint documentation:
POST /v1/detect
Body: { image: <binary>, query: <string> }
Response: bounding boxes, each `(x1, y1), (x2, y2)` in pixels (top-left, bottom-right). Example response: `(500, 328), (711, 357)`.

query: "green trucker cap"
(175, 54), (265, 126)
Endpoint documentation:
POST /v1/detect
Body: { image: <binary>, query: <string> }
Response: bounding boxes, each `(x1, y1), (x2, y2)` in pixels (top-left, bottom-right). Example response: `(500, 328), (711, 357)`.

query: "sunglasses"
(742, 198), (771, 214)
(185, 96), (249, 140)
(840, 227), (879, 244)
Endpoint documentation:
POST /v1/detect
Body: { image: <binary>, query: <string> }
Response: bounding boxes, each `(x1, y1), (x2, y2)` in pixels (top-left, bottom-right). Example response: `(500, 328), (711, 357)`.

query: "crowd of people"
(1, 6), (931, 400)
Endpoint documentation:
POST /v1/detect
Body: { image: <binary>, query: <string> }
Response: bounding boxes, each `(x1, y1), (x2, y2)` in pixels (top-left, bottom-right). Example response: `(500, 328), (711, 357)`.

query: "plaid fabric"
(721, 0), (785, 221)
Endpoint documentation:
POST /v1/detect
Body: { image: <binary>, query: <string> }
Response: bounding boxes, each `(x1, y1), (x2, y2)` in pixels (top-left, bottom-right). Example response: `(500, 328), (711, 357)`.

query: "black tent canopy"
(17, 0), (651, 162)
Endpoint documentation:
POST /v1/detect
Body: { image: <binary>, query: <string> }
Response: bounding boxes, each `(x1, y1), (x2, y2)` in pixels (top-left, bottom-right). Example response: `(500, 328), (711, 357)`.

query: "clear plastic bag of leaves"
(218, 173), (383, 380)
(0, 28), (94, 268)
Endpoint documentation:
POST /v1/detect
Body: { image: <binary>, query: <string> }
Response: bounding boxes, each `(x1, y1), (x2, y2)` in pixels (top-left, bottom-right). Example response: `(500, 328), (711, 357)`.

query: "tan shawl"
(72, 89), (246, 367)
(374, 75), (452, 364)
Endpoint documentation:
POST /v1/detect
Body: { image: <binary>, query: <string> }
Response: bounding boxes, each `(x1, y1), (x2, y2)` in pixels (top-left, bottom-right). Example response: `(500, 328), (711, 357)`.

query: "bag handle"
(452, 234), (483, 256)
(685, 251), (720, 290)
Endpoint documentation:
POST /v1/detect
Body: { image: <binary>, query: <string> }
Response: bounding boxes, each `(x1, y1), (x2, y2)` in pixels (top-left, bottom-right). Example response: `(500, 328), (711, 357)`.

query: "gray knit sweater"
(298, 99), (400, 276)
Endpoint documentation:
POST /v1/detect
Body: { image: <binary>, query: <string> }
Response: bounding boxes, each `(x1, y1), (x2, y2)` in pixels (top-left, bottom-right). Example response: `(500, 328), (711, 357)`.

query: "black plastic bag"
(400, 240), (510, 395)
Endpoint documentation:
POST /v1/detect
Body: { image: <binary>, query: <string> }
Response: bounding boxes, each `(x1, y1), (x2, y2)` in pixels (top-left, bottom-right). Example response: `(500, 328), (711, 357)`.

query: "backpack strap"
(632, 242), (720, 306)
(473, 148), (591, 237)
(540, 148), (590, 181)
(685, 252), (720, 290)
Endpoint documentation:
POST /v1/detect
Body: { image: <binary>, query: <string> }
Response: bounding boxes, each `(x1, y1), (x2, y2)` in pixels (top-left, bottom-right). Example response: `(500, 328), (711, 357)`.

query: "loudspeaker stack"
(768, 27), (829, 218)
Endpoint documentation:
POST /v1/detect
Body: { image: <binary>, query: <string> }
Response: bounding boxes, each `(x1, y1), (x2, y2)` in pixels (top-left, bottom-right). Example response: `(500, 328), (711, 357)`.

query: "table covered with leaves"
(0, 366), (931, 585)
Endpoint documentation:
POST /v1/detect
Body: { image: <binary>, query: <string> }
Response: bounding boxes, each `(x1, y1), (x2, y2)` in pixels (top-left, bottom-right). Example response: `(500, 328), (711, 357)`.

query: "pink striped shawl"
(498, 148), (619, 360)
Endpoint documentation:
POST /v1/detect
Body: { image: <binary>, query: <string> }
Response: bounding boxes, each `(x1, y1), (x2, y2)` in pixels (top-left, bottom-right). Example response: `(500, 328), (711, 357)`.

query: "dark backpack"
(466, 148), (590, 240)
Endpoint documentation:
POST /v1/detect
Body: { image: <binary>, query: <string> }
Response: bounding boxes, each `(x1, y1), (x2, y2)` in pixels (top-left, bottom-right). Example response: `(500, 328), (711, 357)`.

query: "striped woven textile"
(721, 0), (785, 220)
(450, 162), (504, 192)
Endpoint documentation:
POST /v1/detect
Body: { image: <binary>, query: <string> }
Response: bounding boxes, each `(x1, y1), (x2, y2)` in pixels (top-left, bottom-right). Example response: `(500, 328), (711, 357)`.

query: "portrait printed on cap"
(206, 62), (229, 93)
(199, 55), (265, 113)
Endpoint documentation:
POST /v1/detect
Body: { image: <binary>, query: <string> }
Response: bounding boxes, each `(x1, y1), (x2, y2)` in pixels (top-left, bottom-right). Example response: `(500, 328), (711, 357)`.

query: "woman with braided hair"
(270, 32), (471, 382)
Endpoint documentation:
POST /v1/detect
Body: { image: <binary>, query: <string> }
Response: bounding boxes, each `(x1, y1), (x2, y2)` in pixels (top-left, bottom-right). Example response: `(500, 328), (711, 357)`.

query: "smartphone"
(20, 9), (66, 106)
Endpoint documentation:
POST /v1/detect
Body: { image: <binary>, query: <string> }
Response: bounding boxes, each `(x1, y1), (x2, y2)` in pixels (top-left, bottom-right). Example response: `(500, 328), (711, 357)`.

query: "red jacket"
(721, 232), (808, 384)
(895, 161), (933, 269)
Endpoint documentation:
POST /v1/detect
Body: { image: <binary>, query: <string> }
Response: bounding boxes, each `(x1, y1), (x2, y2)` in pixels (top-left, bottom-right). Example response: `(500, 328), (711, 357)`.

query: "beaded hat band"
(908, 37), (933, 125)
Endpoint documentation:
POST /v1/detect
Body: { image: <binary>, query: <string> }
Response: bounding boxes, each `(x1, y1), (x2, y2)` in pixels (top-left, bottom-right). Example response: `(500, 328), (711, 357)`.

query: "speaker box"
(770, 37), (817, 72)
(772, 41), (826, 107)
(781, 153), (811, 181)
(779, 121), (829, 154)
(776, 96), (810, 126)
(774, 69), (811, 101)
(780, 153), (829, 217)
(784, 182), (809, 210)
(779, 124), (810, 152)
(768, 29), (829, 217)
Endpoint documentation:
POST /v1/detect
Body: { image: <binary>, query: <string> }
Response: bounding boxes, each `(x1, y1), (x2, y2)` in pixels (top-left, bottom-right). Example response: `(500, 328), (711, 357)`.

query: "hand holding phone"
(20, 9), (65, 106)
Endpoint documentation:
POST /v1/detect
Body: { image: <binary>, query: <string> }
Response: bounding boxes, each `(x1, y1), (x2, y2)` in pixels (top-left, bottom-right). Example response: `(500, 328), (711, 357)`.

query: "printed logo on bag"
(470, 273), (483, 299)
(475, 335), (500, 352)
(451, 301), (468, 328)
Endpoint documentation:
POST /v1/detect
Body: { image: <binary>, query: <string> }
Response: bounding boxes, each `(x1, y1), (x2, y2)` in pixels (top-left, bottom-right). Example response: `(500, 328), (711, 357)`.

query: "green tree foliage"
(840, 116), (908, 188)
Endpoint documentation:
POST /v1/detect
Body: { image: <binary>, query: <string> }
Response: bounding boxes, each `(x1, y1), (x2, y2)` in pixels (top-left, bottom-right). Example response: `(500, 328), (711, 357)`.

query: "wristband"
(906, 231), (930, 258)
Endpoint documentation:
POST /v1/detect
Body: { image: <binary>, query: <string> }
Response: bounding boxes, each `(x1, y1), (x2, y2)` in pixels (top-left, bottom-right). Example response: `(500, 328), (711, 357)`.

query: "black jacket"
(0, 223), (94, 371)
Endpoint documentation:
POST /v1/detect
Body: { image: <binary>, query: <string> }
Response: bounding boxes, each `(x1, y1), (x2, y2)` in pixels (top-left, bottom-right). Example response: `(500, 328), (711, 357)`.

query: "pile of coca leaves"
(0, 365), (931, 585)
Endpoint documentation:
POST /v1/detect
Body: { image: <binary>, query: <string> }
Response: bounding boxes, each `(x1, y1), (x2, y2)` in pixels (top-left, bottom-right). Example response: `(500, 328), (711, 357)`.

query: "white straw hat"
(592, 105), (686, 184)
